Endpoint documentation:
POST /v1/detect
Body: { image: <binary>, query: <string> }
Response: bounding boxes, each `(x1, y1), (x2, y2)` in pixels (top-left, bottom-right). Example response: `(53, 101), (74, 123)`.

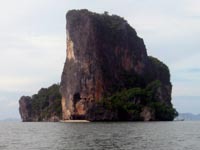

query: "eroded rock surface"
(19, 96), (32, 122)
(60, 9), (177, 121)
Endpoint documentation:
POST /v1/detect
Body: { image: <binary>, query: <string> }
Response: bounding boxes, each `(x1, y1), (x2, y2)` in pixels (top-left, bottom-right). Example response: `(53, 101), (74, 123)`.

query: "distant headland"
(19, 9), (178, 122)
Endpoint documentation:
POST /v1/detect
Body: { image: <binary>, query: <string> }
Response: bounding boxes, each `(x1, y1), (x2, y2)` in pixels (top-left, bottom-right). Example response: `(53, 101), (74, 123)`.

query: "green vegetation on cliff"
(148, 56), (171, 83)
(19, 84), (62, 121)
(150, 102), (178, 121)
(31, 84), (62, 121)
(100, 80), (178, 121)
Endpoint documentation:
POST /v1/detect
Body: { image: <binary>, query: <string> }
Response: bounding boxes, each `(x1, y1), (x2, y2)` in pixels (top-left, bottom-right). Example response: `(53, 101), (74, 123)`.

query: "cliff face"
(60, 9), (177, 121)
(19, 9), (177, 122)
(19, 84), (62, 122)
(19, 96), (32, 121)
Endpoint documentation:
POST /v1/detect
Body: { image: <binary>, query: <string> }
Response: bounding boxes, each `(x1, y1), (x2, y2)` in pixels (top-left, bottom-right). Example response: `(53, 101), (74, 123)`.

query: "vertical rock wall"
(60, 10), (174, 121)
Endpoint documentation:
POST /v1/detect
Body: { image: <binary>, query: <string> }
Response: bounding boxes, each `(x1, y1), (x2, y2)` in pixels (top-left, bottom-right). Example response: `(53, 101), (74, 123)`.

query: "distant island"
(19, 9), (178, 122)
(176, 113), (200, 121)
(0, 118), (20, 122)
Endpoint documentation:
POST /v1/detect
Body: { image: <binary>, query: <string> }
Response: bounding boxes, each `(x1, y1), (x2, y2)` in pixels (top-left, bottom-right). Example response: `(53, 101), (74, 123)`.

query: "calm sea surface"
(0, 121), (199, 150)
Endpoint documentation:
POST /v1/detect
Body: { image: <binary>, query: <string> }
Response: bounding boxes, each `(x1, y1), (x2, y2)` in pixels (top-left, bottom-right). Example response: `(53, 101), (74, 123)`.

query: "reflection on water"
(0, 121), (200, 150)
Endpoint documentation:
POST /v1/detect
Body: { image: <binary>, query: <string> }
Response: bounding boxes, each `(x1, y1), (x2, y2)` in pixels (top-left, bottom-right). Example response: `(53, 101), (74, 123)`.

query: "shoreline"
(60, 120), (90, 123)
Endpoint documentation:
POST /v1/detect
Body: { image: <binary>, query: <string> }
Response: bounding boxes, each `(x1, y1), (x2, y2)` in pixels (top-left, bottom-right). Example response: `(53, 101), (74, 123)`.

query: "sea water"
(0, 121), (199, 150)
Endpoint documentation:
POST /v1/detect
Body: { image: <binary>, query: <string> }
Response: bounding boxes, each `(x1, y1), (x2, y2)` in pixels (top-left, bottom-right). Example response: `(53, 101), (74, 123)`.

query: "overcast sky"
(0, 0), (200, 119)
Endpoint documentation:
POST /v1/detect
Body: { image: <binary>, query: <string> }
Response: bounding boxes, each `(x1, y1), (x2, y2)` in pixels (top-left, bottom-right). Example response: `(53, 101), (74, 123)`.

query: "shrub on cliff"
(150, 102), (178, 121)
(148, 56), (170, 84)
(100, 80), (177, 121)
(31, 84), (62, 121)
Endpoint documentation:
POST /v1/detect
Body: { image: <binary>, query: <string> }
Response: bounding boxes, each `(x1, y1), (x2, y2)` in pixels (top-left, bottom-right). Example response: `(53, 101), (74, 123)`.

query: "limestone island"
(19, 9), (178, 122)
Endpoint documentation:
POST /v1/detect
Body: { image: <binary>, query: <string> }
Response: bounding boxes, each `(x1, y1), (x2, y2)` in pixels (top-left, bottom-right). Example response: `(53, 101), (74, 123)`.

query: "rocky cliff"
(19, 9), (177, 122)
(60, 9), (177, 121)
(19, 84), (62, 122)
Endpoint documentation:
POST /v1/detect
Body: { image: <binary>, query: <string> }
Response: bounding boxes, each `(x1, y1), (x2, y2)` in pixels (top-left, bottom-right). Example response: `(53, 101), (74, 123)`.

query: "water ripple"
(0, 122), (200, 150)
